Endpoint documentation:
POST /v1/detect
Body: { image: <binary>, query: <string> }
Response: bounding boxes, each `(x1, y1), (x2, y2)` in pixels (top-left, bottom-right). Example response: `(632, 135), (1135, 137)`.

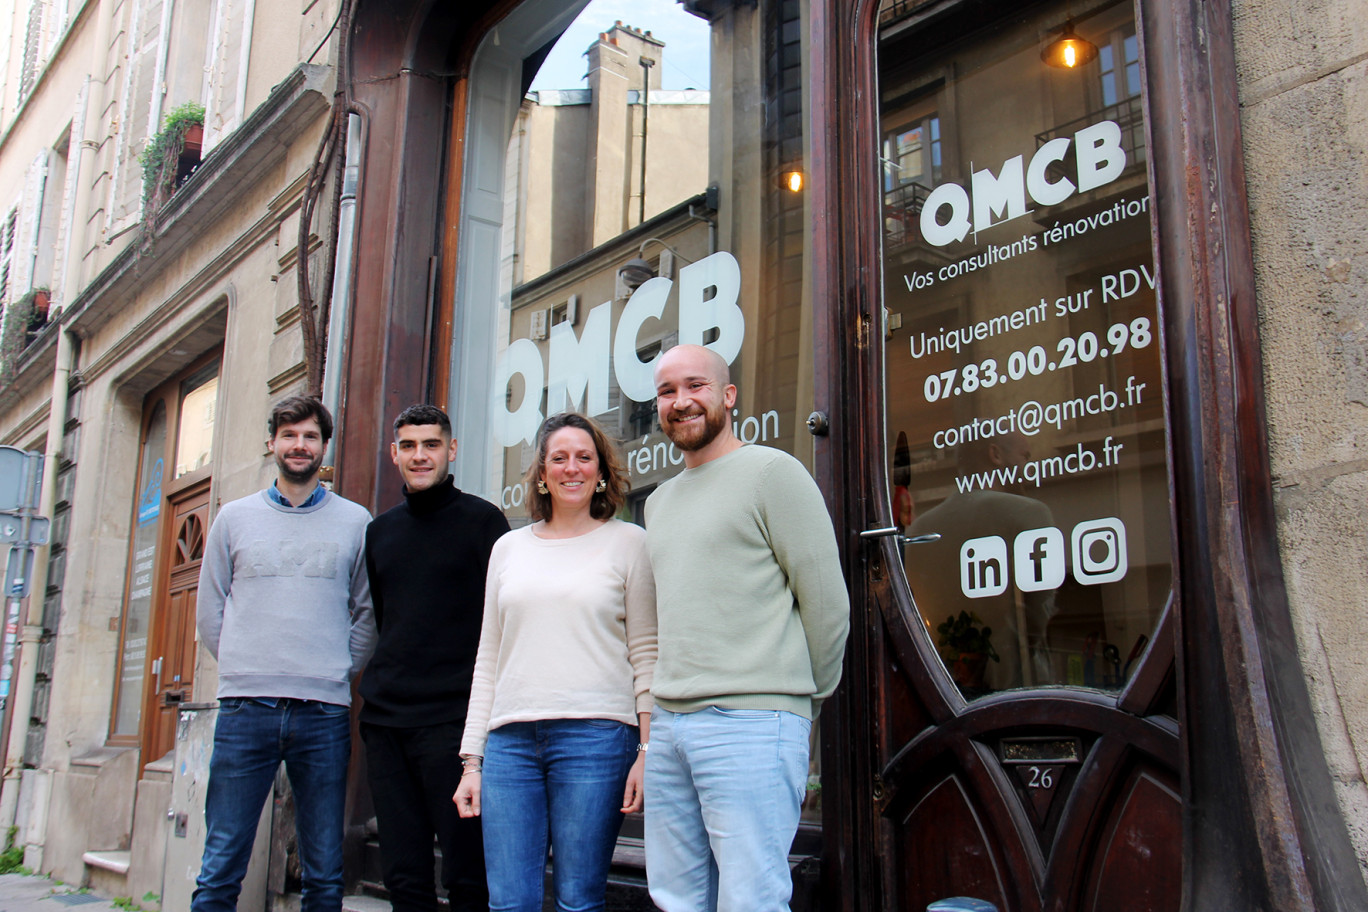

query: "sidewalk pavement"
(0, 874), (391, 912)
(0, 874), (126, 912)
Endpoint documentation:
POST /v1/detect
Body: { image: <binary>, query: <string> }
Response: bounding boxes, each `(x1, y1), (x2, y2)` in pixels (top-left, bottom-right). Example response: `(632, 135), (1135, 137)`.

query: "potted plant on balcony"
(139, 101), (206, 219)
(936, 610), (1000, 690)
(0, 286), (51, 385)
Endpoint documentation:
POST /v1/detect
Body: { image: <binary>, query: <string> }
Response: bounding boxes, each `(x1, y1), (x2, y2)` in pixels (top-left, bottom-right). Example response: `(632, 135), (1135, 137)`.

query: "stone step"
(81, 850), (130, 875)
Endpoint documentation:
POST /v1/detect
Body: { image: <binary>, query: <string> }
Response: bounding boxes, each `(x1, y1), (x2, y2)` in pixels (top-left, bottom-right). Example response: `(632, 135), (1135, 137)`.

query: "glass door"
(855, 0), (1182, 907)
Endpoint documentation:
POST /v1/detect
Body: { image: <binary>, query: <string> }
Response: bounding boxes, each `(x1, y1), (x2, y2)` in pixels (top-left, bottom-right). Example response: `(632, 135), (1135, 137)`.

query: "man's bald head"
(654, 344), (730, 388)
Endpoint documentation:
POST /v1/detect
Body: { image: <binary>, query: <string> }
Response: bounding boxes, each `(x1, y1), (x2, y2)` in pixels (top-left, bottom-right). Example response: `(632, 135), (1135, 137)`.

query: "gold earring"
(537, 479), (548, 494)
(596, 478), (607, 493)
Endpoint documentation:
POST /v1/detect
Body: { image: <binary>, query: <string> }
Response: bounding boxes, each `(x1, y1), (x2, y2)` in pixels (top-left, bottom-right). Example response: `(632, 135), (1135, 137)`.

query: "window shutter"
(19, 0), (45, 103)
(42, 0), (71, 60)
(12, 152), (48, 295)
(0, 206), (21, 329)
(108, 0), (167, 231)
(51, 79), (87, 302)
(201, 0), (256, 153)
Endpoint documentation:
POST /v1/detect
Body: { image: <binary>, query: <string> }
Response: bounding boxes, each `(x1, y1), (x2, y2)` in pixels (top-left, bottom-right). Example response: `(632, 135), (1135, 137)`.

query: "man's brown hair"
(268, 396), (334, 442)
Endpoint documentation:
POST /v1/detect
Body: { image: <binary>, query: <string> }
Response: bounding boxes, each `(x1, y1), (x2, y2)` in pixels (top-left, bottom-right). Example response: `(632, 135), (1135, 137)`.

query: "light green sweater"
(645, 445), (850, 720)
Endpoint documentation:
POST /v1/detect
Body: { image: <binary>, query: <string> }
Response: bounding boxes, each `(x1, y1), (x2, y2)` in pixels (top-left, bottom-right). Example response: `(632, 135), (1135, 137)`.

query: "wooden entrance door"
(838, 1), (1183, 909)
(141, 482), (209, 766)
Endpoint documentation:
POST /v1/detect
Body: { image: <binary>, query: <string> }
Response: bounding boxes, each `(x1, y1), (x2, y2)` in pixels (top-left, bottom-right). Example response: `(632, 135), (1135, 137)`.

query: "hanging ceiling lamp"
(1041, 20), (1099, 69)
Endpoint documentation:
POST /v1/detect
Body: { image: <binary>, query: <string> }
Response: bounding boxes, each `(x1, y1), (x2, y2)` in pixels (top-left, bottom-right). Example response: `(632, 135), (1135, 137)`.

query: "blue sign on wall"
(137, 459), (164, 525)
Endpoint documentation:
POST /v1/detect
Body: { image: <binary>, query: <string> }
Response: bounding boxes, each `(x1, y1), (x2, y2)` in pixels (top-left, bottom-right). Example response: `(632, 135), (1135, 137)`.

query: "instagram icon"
(1071, 518), (1128, 584)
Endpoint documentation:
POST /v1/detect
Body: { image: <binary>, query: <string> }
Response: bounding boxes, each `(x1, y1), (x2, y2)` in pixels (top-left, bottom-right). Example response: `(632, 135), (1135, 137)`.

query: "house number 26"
(1027, 766), (1056, 789)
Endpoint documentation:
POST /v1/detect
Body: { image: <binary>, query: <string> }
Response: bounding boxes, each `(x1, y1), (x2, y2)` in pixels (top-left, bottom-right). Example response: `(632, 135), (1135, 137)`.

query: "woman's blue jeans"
(191, 697), (351, 912)
(481, 719), (637, 912)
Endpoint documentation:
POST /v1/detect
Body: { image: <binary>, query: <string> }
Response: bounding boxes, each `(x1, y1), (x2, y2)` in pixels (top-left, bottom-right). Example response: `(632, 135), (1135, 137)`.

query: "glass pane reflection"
(878, 0), (1172, 697)
(456, 0), (821, 820)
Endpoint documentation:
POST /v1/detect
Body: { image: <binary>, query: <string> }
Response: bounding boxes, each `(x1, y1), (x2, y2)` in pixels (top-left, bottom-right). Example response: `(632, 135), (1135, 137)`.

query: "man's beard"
(662, 403), (727, 452)
(276, 450), (323, 484)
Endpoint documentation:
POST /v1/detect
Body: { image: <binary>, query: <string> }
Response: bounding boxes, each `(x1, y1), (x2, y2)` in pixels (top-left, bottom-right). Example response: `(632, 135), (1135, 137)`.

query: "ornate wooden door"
(142, 482), (209, 767)
(841, 1), (1183, 908)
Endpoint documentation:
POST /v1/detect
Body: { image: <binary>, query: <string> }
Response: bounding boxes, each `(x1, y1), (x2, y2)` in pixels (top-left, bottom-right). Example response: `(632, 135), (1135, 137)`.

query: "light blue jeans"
(481, 719), (638, 912)
(644, 707), (812, 912)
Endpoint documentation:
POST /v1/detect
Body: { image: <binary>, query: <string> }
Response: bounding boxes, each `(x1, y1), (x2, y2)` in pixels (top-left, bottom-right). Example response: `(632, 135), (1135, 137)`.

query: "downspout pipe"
(321, 113), (362, 468)
(638, 56), (654, 226)
(0, 325), (74, 831)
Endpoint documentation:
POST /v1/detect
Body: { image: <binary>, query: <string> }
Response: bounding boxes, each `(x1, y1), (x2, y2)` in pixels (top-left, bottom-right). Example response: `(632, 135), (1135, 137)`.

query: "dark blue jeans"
(191, 697), (351, 912)
(481, 719), (637, 912)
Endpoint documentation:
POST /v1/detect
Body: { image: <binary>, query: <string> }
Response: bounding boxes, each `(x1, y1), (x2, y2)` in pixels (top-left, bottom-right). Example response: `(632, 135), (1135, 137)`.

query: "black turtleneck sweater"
(359, 475), (510, 727)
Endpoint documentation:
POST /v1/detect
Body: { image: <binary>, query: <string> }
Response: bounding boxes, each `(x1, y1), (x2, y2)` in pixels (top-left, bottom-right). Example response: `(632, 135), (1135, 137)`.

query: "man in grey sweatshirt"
(192, 396), (376, 912)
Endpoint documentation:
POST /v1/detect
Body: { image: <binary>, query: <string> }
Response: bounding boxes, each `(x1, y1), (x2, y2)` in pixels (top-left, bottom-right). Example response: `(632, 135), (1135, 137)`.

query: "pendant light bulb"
(1042, 20), (1099, 69)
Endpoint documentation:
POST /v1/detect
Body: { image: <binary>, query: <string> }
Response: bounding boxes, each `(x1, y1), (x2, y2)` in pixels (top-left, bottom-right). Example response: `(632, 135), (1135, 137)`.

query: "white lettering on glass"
(920, 120), (1128, 246)
(493, 251), (747, 446)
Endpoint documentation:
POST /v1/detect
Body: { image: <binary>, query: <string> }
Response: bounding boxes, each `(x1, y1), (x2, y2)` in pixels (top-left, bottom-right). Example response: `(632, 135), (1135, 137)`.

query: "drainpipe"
(321, 113), (361, 469)
(638, 56), (654, 226)
(0, 325), (73, 830)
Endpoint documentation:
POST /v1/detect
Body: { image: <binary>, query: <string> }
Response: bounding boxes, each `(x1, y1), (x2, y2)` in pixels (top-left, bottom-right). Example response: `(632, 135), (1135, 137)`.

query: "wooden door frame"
(108, 350), (220, 755)
(809, 0), (1366, 910)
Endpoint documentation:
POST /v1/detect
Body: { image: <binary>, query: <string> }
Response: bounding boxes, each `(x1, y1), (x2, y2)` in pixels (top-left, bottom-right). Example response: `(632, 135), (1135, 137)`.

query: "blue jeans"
(481, 719), (637, 912)
(191, 697), (351, 912)
(644, 707), (812, 912)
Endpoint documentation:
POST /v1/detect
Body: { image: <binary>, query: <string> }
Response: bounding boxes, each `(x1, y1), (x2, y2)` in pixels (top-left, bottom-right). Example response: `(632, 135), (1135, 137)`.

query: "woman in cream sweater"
(453, 412), (657, 912)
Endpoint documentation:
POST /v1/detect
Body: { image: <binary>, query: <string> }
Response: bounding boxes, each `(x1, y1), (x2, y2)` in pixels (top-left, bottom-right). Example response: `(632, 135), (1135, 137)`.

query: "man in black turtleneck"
(360, 404), (509, 912)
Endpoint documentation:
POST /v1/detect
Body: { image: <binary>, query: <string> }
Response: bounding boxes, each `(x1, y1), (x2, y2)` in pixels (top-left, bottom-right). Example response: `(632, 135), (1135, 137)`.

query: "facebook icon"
(1013, 527), (1065, 592)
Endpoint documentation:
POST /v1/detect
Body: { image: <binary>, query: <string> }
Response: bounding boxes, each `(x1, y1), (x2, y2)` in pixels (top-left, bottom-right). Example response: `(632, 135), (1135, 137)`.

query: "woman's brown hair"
(522, 412), (628, 522)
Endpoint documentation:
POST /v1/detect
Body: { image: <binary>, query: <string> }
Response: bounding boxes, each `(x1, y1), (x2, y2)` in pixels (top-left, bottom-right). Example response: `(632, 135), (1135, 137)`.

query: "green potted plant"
(936, 610), (1000, 690)
(139, 101), (206, 214)
(0, 286), (51, 382)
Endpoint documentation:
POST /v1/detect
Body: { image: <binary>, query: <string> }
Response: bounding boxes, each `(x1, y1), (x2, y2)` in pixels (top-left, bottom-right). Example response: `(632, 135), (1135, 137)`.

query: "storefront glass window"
(450, 0), (819, 820)
(878, 0), (1172, 696)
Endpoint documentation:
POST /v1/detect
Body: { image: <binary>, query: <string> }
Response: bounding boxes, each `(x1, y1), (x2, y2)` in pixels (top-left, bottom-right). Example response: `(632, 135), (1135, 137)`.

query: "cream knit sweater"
(460, 519), (657, 757)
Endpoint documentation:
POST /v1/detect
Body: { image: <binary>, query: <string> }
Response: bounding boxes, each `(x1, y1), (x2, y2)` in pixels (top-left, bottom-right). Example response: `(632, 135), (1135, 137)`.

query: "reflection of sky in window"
(1100, 30), (1141, 106)
(528, 0), (711, 91)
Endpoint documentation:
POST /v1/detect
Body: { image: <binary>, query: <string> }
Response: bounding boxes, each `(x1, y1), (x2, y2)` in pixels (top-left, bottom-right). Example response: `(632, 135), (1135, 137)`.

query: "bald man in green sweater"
(643, 345), (850, 912)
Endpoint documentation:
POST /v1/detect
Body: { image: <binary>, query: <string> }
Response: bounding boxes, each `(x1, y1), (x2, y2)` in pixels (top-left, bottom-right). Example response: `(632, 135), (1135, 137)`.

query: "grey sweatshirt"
(196, 488), (376, 705)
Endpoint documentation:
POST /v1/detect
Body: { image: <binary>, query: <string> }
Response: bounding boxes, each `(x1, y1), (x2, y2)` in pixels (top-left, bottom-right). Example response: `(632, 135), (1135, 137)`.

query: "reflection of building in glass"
(174, 369), (218, 478)
(880, 0), (1167, 695)
(495, 22), (715, 521)
(503, 23), (712, 286)
(490, 9), (815, 522)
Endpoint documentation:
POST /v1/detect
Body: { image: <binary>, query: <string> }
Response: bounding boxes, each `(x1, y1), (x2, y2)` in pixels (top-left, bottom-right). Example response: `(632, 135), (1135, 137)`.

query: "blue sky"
(528, 0), (712, 91)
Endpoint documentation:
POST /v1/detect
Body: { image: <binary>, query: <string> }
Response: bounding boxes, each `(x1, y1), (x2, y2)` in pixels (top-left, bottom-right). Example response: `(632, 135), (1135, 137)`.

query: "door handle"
(860, 527), (941, 545)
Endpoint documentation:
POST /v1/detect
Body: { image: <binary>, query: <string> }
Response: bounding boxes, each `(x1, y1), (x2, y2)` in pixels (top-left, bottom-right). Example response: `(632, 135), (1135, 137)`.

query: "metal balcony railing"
(883, 180), (932, 247)
(1034, 96), (1146, 188)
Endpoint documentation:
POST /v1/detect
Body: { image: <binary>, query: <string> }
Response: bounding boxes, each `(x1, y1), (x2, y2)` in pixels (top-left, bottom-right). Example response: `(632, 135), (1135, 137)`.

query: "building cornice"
(61, 64), (334, 341)
(512, 192), (708, 302)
